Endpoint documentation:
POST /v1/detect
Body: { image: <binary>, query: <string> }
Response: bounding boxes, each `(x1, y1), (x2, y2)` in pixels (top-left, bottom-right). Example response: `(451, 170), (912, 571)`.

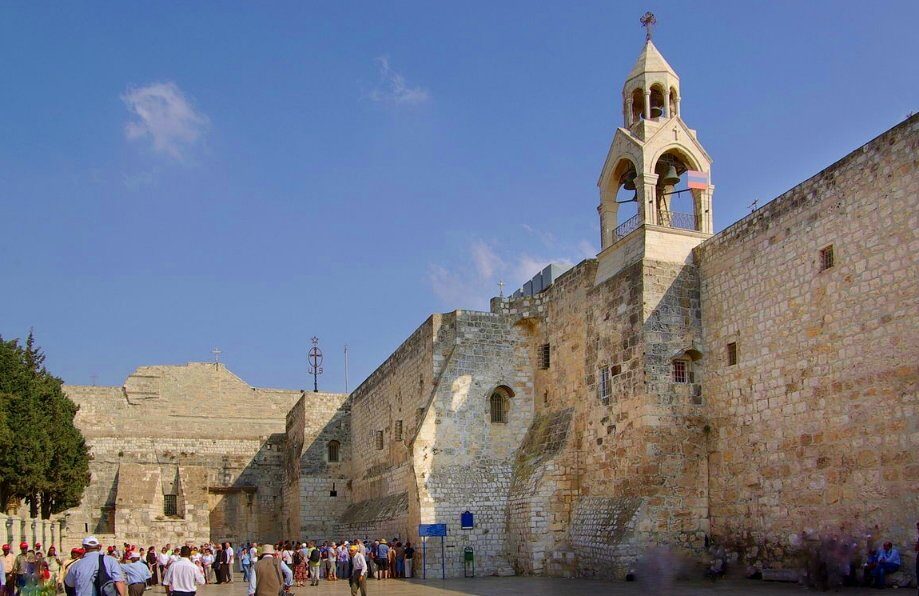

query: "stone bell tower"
(595, 26), (714, 283)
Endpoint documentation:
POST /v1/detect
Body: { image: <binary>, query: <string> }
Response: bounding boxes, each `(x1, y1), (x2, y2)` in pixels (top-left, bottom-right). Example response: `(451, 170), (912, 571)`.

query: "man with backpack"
(64, 537), (126, 596)
(307, 543), (321, 586)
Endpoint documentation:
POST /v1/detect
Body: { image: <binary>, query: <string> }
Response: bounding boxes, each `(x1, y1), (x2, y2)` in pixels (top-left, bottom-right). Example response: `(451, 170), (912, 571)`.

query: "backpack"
(94, 555), (118, 596)
(308, 549), (320, 563)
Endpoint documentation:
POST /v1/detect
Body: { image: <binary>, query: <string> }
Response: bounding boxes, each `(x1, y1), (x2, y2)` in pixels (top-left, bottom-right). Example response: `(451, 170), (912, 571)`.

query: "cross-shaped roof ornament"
(212, 347), (222, 364)
(640, 11), (657, 41)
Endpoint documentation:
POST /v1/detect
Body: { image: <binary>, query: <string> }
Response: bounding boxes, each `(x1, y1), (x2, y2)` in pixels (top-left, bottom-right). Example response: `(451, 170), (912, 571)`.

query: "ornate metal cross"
(640, 11), (657, 41)
(308, 336), (324, 393)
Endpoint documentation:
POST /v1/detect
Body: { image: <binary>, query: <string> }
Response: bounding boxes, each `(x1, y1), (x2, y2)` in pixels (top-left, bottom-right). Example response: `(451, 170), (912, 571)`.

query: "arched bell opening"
(669, 87), (679, 117)
(649, 85), (666, 119)
(601, 158), (641, 248)
(630, 88), (644, 124)
(653, 149), (701, 231)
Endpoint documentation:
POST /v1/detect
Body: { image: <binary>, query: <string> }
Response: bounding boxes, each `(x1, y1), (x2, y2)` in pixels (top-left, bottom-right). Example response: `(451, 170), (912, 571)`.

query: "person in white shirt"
(348, 545), (366, 596)
(162, 547), (204, 596)
(224, 544), (234, 583)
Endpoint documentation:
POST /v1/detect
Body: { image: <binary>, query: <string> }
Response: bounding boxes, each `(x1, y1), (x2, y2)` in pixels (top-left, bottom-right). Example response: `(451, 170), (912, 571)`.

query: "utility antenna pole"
(749, 199), (759, 213)
(498, 280), (505, 298)
(344, 344), (350, 393)
(90, 373), (98, 387)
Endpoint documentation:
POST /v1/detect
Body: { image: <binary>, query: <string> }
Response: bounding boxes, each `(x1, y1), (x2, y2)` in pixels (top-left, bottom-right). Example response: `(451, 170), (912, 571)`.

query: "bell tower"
(595, 16), (714, 283)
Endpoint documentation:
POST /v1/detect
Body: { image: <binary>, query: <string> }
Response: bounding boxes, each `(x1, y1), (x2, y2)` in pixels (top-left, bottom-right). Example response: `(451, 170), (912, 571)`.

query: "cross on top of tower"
(212, 347), (222, 364)
(640, 11), (657, 41)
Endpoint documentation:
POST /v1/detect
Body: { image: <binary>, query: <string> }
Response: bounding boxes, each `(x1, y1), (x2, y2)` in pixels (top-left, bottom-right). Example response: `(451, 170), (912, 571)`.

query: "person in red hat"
(59, 549), (83, 596)
(12, 543), (29, 594)
(2, 544), (14, 596)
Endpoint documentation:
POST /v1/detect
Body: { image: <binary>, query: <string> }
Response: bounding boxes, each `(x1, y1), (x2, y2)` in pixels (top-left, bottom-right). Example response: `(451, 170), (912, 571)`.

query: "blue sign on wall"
(418, 523), (448, 537)
(461, 511), (474, 529)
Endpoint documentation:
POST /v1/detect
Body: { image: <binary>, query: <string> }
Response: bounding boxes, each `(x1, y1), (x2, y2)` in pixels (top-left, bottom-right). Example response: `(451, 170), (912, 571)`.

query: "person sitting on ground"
(704, 543), (726, 580)
(871, 541), (900, 588)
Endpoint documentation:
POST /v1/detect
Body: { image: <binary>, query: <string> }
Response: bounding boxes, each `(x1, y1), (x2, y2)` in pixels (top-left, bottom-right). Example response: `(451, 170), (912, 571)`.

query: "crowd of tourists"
(0, 535), (416, 596)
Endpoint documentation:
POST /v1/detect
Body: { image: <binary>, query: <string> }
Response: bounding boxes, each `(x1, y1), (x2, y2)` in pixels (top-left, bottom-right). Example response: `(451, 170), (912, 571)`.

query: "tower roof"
(626, 40), (678, 82)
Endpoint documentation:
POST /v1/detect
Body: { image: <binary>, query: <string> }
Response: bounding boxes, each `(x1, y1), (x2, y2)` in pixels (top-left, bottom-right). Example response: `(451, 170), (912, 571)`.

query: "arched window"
(489, 386), (514, 423)
(327, 440), (340, 463)
(649, 85), (665, 119)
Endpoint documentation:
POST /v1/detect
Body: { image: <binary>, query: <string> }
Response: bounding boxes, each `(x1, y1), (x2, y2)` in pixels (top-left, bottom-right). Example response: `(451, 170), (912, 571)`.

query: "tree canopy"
(0, 332), (90, 517)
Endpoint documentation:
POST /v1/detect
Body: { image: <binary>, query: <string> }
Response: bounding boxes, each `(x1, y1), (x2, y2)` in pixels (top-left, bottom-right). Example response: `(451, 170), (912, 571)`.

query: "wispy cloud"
(426, 228), (593, 310)
(122, 82), (209, 161)
(368, 56), (430, 106)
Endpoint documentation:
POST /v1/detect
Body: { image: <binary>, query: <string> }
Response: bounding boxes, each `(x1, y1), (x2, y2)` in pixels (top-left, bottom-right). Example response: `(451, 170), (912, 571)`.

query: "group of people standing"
(245, 539), (414, 596)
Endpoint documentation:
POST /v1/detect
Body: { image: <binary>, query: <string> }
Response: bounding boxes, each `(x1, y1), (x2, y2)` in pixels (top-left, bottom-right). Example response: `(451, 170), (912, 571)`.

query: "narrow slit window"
(375, 430), (384, 450)
(163, 494), (177, 517)
(538, 344), (551, 369)
(727, 342), (737, 366)
(327, 440), (340, 463)
(598, 367), (611, 403)
(395, 420), (403, 441)
(673, 360), (688, 383)
(819, 245), (834, 271)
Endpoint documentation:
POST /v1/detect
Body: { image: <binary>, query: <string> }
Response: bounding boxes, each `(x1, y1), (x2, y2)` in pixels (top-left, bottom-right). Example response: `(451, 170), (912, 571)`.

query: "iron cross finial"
(640, 11), (657, 41)
(498, 280), (505, 298)
(212, 347), (222, 364)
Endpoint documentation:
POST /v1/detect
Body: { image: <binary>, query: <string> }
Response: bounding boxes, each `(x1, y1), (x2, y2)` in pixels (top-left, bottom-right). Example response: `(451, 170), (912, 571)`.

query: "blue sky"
(1, 1), (916, 392)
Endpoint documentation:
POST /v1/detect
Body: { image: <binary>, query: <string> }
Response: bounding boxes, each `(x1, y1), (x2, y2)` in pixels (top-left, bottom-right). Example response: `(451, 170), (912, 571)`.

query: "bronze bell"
(661, 165), (680, 187)
(622, 170), (637, 191)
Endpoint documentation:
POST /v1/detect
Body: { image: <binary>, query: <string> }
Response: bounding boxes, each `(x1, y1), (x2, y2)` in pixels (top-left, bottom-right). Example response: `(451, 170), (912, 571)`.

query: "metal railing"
(658, 211), (699, 232)
(613, 213), (643, 241)
(612, 211), (700, 245)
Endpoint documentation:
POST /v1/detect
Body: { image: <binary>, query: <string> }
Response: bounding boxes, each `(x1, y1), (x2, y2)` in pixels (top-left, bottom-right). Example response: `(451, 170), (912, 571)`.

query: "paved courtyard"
(180, 575), (889, 595)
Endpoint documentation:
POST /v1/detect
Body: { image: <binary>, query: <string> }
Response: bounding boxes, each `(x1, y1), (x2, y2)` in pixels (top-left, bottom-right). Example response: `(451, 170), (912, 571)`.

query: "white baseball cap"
(82, 536), (100, 547)
(130, 552), (141, 560)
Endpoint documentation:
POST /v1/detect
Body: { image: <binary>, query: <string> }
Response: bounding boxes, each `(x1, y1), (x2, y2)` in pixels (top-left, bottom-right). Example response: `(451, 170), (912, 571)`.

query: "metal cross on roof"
(498, 280), (505, 298)
(212, 347), (222, 364)
(640, 11), (657, 41)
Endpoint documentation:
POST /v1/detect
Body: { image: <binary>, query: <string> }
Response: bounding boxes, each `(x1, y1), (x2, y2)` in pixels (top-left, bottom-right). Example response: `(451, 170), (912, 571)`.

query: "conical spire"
(626, 40), (678, 83)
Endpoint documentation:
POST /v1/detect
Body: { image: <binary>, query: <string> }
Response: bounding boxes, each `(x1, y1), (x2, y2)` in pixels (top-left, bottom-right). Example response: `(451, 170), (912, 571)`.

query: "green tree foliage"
(0, 332), (90, 517)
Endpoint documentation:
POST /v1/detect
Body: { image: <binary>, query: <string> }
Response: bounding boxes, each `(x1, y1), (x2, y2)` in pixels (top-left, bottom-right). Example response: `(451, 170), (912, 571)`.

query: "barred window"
(673, 360), (688, 383)
(538, 343), (551, 369)
(598, 367), (611, 403)
(489, 386), (513, 423)
(727, 342), (737, 366)
(375, 430), (384, 450)
(819, 245), (834, 271)
(395, 419), (403, 441)
(327, 440), (340, 462)
(163, 494), (177, 517)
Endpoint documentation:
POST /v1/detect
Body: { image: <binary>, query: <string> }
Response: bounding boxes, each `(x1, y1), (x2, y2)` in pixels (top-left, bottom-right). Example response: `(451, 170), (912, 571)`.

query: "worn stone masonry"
(61, 36), (917, 584)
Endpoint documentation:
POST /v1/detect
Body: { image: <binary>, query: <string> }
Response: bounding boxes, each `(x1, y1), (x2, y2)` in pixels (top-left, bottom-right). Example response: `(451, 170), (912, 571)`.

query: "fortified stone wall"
(696, 115), (919, 570)
(63, 363), (346, 548)
(283, 392), (352, 539)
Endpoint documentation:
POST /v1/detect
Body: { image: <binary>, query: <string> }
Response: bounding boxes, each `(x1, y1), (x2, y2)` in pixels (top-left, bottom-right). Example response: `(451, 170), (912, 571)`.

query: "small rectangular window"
(598, 367), (611, 403)
(538, 343), (551, 369)
(727, 342), (737, 366)
(395, 420), (403, 441)
(610, 364), (621, 377)
(163, 494), (177, 516)
(673, 360), (688, 383)
(819, 245), (834, 271)
(375, 430), (384, 450)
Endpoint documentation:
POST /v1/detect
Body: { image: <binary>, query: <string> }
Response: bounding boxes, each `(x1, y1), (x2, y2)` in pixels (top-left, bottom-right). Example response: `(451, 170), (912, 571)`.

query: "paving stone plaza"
(174, 576), (886, 596)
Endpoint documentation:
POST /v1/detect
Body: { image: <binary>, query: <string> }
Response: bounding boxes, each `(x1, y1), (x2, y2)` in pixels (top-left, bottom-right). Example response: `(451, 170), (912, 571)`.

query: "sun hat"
(82, 536), (100, 548)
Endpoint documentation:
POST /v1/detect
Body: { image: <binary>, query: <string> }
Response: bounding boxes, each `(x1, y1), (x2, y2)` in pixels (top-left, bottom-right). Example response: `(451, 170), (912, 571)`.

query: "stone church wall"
(64, 363), (347, 548)
(696, 115), (919, 569)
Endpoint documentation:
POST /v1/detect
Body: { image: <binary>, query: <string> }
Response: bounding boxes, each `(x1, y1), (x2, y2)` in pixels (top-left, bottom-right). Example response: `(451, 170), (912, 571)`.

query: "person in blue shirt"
(120, 552), (151, 596)
(871, 541), (901, 588)
(64, 537), (126, 596)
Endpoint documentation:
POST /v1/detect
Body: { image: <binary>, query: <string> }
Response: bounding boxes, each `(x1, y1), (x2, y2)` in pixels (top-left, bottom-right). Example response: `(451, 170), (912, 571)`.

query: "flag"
(686, 170), (709, 189)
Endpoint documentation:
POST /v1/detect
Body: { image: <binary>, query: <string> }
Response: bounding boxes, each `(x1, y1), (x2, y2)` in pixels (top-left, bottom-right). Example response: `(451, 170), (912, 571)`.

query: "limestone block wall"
(63, 363), (304, 546)
(696, 115), (919, 570)
(282, 391), (352, 539)
(411, 311), (533, 578)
